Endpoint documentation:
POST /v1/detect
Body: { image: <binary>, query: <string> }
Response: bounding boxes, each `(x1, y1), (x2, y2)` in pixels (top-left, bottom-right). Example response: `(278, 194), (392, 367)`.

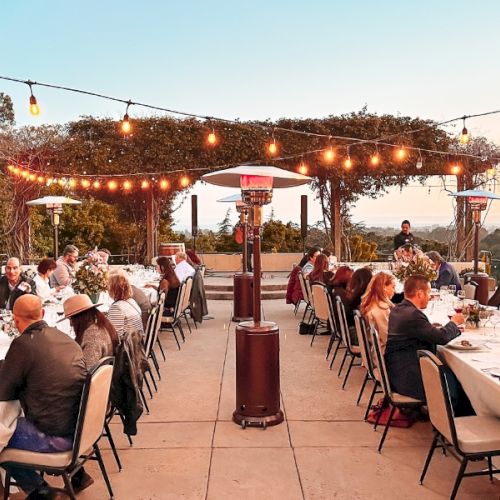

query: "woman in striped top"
(107, 272), (144, 338)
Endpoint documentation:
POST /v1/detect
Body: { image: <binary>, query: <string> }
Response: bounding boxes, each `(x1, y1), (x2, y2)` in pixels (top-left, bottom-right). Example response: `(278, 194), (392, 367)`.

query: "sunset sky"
(2, 0), (499, 230)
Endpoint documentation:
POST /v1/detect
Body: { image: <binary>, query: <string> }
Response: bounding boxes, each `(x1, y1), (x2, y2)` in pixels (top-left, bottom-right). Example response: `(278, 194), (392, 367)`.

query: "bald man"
(0, 295), (86, 496)
(0, 257), (36, 310)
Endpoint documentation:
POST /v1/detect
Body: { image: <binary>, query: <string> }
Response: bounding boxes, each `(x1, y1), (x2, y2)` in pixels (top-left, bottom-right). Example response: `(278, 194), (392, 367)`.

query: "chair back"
(418, 350), (457, 446)
(182, 276), (193, 312)
(73, 357), (114, 461)
(304, 278), (314, 308)
(354, 311), (376, 379)
(143, 304), (158, 357)
(297, 272), (309, 305)
(371, 327), (394, 401)
(335, 296), (356, 353)
(199, 265), (206, 278)
(171, 281), (188, 319)
(144, 293), (165, 357)
(311, 283), (331, 322)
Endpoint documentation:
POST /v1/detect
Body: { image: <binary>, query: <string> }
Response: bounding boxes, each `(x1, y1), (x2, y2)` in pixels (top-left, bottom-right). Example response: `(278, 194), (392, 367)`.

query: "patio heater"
(218, 193), (253, 322)
(450, 189), (500, 304)
(26, 196), (81, 259)
(203, 166), (311, 428)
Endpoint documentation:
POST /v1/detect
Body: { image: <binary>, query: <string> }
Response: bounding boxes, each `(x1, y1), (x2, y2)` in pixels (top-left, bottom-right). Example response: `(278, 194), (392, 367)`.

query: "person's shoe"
(71, 470), (94, 493)
(25, 486), (56, 499)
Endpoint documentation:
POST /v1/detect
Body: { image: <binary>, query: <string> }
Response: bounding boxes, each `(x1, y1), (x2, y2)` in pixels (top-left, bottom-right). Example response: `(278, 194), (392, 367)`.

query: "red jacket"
(286, 266), (303, 305)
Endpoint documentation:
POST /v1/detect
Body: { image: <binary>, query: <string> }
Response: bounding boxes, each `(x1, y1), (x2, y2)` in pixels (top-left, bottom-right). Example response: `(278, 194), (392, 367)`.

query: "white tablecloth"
(438, 332), (500, 417)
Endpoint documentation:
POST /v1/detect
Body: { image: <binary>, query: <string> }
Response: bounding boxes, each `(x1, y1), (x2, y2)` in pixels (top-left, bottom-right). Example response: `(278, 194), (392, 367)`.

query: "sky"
(2, 0), (500, 231)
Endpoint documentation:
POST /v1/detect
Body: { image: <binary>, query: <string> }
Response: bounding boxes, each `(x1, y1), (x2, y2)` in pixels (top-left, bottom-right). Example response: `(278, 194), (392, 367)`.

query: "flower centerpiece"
(393, 254), (438, 283)
(72, 252), (108, 303)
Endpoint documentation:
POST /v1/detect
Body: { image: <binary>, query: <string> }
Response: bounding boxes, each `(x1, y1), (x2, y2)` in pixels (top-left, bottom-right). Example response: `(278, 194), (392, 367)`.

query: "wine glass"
(457, 290), (466, 301)
(449, 284), (457, 296)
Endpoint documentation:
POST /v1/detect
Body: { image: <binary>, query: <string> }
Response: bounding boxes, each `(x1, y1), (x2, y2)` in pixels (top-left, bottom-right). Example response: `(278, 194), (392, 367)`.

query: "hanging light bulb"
(459, 116), (469, 144)
(344, 154), (353, 170)
(28, 82), (40, 116)
(108, 180), (118, 191)
(93, 180), (101, 189)
(7, 165), (14, 172)
(37, 175), (45, 184)
(21, 170), (29, 179)
(28, 173), (36, 182)
(68, 178), (76, 188)
(121, 101), (132, 134)
(486, 167), (496, 179)
(268, 137), (278, 156)
(141, 179), (150, 189)
(298, 160), (308, 175)
(179, 175), (190, 188)
(123, 180), (132, 191)
(13, 167), (20, 175)
(395, 145), (407, 161)
(57, 178), (66, 186)
(81, 179), (91, 188)
(323, 146), (335, 163)
(450, 163), (462, 175)
(207, 128), (218, 146)
(369, 148), (380, 167)
(159, 179), (169, 190)
(416, 150), (423, 169)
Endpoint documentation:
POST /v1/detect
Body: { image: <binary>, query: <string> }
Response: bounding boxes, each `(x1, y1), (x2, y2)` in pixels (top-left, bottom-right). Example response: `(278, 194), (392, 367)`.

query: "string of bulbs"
(0, 75), (499, 191)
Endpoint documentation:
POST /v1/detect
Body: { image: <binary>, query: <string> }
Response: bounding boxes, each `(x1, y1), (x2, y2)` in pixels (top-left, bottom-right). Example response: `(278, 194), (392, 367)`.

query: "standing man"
(50, 244), (79, 287)
(0, 257), (36, 310)
(0, 295), (87, 496)
(174, 251), (195, 282)
(394, 219), (415, 250)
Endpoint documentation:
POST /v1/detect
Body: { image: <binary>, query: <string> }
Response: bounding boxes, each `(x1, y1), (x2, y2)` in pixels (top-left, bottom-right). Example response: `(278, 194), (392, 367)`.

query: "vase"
(87, 292), (100, 304)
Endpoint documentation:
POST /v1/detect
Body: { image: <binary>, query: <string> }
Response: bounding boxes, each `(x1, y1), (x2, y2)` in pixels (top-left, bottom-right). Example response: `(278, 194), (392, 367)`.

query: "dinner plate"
(489, 369), (500, 378)
(447, 342), (482, 351)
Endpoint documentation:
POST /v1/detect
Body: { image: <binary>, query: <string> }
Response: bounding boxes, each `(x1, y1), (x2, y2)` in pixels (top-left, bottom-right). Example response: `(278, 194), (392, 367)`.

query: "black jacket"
(393, 232), (414, 250)
(189, 269), (208, 323)
(385, 299), (460, 400)
(110, 329), (149, 436)
(0, 273), (37, 310)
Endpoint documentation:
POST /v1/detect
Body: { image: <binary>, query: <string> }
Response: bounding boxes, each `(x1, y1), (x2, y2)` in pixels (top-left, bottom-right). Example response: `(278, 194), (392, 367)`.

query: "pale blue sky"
(2, 0), (500, 229)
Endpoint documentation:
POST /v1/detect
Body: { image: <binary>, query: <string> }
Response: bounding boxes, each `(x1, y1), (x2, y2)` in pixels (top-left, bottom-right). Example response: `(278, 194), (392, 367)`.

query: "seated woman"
(107, 272), (144, 337)
(360, 271), (396, 353)
(156, 256), (181, 313)
(308, 253), (334, 285)
(343, 267), (373, 327)
(34, 258), (62, 300)
(328, 265), (353, 302)
(61, 294), (118, 369)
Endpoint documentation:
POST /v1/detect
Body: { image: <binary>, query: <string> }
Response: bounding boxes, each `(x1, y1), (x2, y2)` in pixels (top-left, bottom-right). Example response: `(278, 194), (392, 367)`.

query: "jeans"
(3, 417), (73, 493)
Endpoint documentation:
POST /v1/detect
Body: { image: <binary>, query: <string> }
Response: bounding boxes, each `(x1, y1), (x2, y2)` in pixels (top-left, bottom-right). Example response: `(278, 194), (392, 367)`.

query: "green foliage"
(0, 93), (15, 127)
(261, 220), (302, 252)
(349, 234), (378, 261)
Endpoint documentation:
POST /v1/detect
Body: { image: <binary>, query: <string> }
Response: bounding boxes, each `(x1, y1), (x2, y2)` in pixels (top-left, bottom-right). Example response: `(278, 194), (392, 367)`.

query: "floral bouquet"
(73, 252), (108, 299)
(393, 254), (438, 283)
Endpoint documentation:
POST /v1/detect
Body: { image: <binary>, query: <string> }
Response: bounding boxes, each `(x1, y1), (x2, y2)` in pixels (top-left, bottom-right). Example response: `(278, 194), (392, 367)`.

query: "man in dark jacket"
(0, 257), (36, 310)
(385, 275), (463, 401)
(426, 251), (462, 291)
(0, 295), (86, 496)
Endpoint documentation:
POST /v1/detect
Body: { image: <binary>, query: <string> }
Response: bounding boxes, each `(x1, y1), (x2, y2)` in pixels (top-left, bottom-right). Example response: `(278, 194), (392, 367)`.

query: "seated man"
(174, 251), (195, 283)
(0, 295), (87, 497)
(426, 250), (462, 291)
(385, 274), (463, 401)
(50, 244), (79, 288)
(0, 257), (36, 310)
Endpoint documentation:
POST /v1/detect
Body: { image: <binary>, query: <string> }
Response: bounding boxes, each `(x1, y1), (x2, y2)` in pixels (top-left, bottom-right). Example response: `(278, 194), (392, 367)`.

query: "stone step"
(206, 291), (286, 301)
(205, 283), (286, 292)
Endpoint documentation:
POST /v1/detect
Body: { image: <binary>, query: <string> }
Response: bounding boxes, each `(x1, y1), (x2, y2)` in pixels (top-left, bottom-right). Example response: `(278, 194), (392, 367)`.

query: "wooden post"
(456, 174), (465, 259)
(330, 180), (342, 260)
(464, 174), (474, 262)
(146, 189), (155, 264)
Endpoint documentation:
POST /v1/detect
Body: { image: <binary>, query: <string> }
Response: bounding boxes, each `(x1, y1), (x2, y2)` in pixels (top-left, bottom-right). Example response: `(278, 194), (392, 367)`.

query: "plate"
(447, 342), (482, 351)
(489, 369), (500, 378)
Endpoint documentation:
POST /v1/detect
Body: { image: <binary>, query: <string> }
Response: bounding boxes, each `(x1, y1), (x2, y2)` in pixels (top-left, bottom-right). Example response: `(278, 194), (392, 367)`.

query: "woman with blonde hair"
(360, 271), (396, 352)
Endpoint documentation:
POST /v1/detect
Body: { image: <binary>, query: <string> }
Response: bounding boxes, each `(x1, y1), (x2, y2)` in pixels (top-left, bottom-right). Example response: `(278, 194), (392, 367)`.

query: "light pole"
(450, 189), (500, 304)
(26, 196), (81, 259)
(203, 166), (311, 428)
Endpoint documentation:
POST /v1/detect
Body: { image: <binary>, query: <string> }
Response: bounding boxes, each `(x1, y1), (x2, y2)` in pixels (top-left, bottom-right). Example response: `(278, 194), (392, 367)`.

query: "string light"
(369, 147), (380, 167)
(297, 159), (308, 175)
(486, 167), (496, 178)
(323, 146), (335, 163)
(108, 180), (118, 191)
(21, 170), (29, 179)
(27, 82), (40, 116)
(179, 175), (190, 188)
(57, 178), (66, 186)
(416, 149), (423, 169)
(141, 179), (150, 189)
(207, 128), (218, 146)
(28, 173), (36, 181)
(93, 180), (101, 189)
(81, 179), (91, 188)
(123, 180), (132, 191)
(121, 101), (132, 134)
(37, 176), (45, 183)
(267, 131), (278, 156)
(450, 163), (462, 175)
(344, 149), (353, 170)
(159, 179), (169, 190)
(395, 145), (407, 161)
(459, 116), (469, 144)
(68, 178), (76, 188)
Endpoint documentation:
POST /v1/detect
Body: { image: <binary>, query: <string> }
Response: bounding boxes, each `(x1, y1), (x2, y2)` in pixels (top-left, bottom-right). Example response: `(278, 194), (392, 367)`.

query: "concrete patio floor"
(12, 298), (500, 499)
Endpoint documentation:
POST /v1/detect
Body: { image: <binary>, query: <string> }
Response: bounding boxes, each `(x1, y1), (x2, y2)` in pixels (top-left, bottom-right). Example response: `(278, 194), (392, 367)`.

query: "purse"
(298, 321), (316, 335)
(366, 399), (416, 428)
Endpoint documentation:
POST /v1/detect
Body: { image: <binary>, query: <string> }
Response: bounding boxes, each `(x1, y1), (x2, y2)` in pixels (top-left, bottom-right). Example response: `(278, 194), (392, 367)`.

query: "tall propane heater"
(203, 166), (311, 428)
